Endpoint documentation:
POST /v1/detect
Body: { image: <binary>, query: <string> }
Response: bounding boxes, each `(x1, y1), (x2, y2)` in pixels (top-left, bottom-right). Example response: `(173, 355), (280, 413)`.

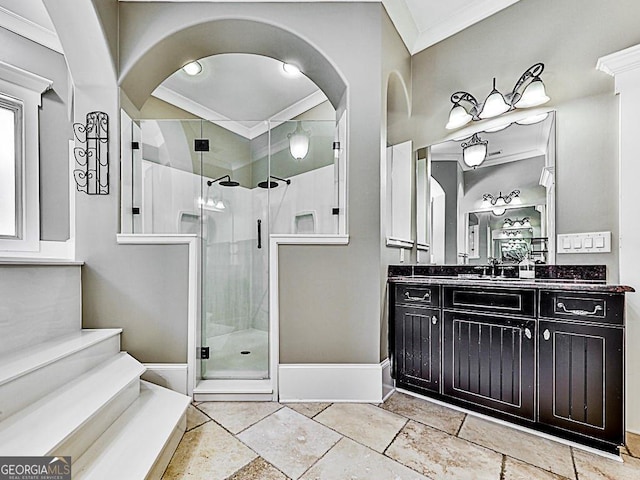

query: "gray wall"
(0, 27), (71, 241)
(410, 0), (640, 282)
(431, 161), (461, 264)
(381, 8), (413, 361)
(39, 0), (192, 364)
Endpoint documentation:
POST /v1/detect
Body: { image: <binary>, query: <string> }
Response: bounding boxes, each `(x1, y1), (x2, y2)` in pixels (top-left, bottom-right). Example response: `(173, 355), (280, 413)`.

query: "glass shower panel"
(132, 119), (204, 235)
(200, 120), (270, 379)
(267, 120), (340, 235)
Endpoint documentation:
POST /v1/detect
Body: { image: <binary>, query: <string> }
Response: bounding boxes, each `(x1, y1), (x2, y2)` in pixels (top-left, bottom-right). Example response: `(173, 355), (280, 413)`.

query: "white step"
(0, 352), (145, 459)
(0, 329), (122, 422)
(72, 381), (191, 480)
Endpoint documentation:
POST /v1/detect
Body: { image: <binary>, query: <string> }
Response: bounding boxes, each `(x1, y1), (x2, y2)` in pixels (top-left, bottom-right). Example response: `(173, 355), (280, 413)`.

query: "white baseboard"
(142, 364), (188, 395)
(381, 358), (394, 402)
(279, 362), (386, 403)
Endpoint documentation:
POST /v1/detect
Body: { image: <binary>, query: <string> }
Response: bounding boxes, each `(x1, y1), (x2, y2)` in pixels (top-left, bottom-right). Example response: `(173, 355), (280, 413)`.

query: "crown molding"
(597, 43), (640, 77)
(0, 6), (63, 54)
(0, 60), (53, 94)
(152, 85), (327, 140)
(381, 0), (418, 53)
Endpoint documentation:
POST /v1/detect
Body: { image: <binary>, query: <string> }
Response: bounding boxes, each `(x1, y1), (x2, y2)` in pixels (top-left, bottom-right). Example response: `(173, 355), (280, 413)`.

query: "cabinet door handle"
(543, 329), (551, 341)
(405, 291), (431, 301)
(556, 302), (603, 317)
(524, 328), (532, 340)
(431, 316), (438, 325)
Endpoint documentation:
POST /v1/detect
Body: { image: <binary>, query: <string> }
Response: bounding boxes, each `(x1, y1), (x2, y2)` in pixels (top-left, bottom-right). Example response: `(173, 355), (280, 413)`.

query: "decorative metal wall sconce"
(482, 189), (520, 216)
(446, 63), (550, 130)
(73, 111), (109, 195)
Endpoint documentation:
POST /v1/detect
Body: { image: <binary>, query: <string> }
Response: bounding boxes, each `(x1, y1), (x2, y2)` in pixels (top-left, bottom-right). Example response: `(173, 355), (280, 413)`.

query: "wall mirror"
(419, 110), (555, 265)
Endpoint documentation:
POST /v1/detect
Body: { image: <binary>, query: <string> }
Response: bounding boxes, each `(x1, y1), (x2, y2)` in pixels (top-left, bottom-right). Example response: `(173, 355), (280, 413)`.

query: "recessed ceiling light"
(182, 60), (202, 76)
(283, 63), (301, 76)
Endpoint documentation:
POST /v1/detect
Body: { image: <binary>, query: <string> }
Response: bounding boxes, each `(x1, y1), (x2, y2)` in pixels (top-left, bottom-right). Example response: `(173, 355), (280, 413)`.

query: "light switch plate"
(557, 231), (611, 254)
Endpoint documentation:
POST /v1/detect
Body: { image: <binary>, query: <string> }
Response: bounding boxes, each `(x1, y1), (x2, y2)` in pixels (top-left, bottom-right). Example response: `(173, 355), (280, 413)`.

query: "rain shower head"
(257, 175), (291, 189)
(207, 175), (239, 187)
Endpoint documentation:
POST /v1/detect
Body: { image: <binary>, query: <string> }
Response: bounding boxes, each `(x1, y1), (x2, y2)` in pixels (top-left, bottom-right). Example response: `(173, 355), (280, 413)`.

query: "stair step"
(0, 352), (145, 457)
(72, 381), (190, 480)
(0, 329), (122, 422)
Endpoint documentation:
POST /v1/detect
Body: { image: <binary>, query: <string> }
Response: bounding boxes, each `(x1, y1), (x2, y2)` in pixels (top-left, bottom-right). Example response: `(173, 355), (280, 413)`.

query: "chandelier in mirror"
(446, 63), (550, 130)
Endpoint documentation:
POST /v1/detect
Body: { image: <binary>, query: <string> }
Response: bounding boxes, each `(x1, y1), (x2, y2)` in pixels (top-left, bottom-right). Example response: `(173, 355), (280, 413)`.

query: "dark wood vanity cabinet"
(392, 284), (441, 393)
(442, 311), (536, 420)
(394, 306), (441, 393)
(390, 281), (628, 453)
(537, 290), (625, 446)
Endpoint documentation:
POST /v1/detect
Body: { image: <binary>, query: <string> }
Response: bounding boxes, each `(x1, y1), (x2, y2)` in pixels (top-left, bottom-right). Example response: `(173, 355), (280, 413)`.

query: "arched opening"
(120, 19), (348, 392)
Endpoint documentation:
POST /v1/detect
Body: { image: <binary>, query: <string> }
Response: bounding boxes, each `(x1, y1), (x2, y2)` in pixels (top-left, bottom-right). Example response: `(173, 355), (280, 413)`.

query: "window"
(0, 96), (22, 238)
(0, 60), (51, 252)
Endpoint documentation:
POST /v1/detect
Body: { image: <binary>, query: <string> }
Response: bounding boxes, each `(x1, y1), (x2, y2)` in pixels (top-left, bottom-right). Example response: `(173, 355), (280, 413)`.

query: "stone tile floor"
(163, 392), (640, 480)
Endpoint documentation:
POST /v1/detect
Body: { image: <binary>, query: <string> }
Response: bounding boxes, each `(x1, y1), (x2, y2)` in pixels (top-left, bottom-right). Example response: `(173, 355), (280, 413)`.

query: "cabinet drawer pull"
(431, 316), (438, 325)
(556, 302), (603, 317)
(405, 291), (431, 302)
(524, 328), (532, 340)
(543, 329), (551, 341)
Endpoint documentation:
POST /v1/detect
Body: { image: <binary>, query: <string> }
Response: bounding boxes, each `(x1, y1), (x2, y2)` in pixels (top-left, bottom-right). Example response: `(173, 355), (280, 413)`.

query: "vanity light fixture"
(482, 189), (520, 216)
(503, 217), (531, 229)
(288, 122), (311, 160)
(461, 133), (488, 168)
(182, 60), (202, 76)
(445, 63), (550, 130)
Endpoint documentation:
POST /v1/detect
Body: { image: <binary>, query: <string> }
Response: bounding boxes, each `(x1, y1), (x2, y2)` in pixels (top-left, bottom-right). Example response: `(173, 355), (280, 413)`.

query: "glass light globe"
(446, 105), (472, 130)
(516, 78), (550, 108)
(479, 89), (510, 119)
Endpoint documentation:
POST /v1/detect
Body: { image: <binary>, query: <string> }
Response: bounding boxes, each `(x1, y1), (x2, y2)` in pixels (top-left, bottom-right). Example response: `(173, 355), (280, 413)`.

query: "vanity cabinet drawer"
(396, 284), (440, 307)
(539, 290), (623, 325)
(443, 286), (535, 317)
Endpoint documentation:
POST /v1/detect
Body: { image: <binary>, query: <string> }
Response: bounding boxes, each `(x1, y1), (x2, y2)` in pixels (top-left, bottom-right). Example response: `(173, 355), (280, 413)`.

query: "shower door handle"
(257, 219), (262, 249)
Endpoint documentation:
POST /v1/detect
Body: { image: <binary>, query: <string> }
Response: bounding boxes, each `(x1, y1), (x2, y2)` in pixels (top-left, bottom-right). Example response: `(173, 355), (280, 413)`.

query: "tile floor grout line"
(382, 417), (409, 456)
(499, 454), (507, 480)
(294, 436), (343, 480)
(455, 413), (467, 437)
(570, 447), (580, 480)
(223, 457), (292, 480)
(309, 402), (332, 419)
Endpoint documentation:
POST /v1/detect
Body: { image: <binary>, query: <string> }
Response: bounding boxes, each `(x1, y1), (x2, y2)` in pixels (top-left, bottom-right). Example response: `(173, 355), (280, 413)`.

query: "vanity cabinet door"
(443, 311), (535, 420)
(394, 306), (441, 393)
(538, 320), (623, 446)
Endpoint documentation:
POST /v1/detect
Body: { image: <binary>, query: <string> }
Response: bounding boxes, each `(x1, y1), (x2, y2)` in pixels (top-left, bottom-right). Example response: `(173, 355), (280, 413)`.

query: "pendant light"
(288, 122), (310, 160)
(461, 133), (488, 168)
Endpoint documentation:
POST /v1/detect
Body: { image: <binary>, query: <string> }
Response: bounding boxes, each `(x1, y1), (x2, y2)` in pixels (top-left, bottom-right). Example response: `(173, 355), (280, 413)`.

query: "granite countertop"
(388, 275), (635, 293)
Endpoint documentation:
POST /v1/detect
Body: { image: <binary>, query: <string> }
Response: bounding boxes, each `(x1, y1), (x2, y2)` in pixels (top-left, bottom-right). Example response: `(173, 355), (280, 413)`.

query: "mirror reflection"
(422, 111), (555, 265)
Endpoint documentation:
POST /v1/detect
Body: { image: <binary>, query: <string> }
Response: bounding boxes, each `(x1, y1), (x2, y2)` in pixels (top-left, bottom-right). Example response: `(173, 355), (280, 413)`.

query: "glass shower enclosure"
(124, 117), (340, 385)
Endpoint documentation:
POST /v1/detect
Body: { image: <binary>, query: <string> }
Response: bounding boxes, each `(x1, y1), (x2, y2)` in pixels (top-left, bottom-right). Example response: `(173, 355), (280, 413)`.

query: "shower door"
(200, 121), (270, 380)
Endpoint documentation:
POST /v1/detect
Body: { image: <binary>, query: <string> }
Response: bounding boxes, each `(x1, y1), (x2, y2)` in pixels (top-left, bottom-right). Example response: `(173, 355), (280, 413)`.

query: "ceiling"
(153, 54), (328, 139)
(0, 0), (522, 128)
